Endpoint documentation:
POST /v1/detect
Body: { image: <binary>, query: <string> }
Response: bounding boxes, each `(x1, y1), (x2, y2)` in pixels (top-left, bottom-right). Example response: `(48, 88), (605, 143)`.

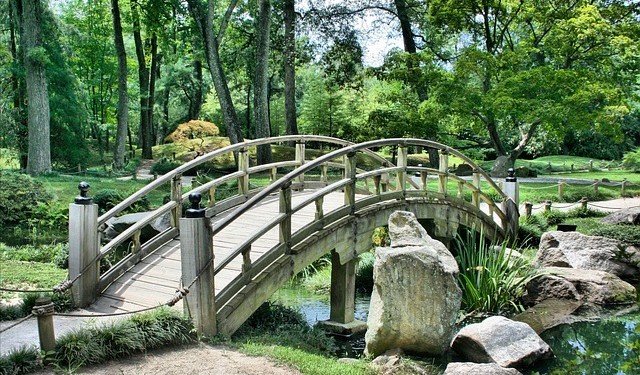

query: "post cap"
(74, 181), (92, 204)
(505, 168), (517, 182)
(185, 192), (205, 218)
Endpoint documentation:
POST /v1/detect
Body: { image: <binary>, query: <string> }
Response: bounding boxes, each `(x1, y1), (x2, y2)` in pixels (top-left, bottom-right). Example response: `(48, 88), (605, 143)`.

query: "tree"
(18, 0), (51, 175)
(254, 0), (272, 164)
(187, 0), (244, 146)
(283, 0), (299, 140)
(111, 0), (128, 170)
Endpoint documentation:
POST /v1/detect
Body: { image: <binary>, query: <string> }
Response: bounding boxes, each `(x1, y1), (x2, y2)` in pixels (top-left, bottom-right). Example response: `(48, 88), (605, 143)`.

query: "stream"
(270, 286), (640, 374)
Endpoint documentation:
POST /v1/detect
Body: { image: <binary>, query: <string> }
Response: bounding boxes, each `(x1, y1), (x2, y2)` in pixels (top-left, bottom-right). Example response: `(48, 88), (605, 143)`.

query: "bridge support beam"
(317, 250), (367, 336)
(180, 195), (216, 337)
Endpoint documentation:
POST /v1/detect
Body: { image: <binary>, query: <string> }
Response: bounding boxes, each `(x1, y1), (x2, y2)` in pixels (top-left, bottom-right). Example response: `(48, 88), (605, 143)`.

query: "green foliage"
(0, 243), (68, 265)
(454, 229), (542, 315)
(592, 225), (640, 246)
(54, 308), (195, 370)
(0, 345), (43, 375)
(543, 210), (569, 226)
(622, 149), (640, 172)
(150, 158), (183, 176)
(234, 302), (337, 355)
(0, 260), (68, 290)
(355, 251), (374, 293)
(0, 173), (53, 227)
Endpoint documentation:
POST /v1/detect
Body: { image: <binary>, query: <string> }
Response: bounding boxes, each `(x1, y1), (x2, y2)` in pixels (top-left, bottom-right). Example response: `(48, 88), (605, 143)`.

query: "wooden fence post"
(32, 297), (56, 353)
(171, 175), (182, 230)
(344, 152), (357, 211)
(544, 200), (552, 213)
(280, 182), (292, 254)
(622, 178), (627, 195)
(68, 182), (99, 308)
(524, 202), (533, 218)
(238, 148), (249, 195)
(593, 179), (599, 195)
(438, 149), (449, 195)
(180, 193), (216, 337)
(581, 197), (588, 210)
(396, 145), (407, 192)
(472, 169), (481, 209)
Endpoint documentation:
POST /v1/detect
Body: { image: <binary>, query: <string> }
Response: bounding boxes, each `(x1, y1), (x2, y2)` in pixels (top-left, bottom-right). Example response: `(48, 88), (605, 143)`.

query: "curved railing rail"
(95, 135), (391, 291)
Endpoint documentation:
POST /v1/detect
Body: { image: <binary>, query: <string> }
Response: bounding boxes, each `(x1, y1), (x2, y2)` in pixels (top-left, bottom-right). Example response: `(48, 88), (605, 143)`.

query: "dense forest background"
(1, 0), (639, 175)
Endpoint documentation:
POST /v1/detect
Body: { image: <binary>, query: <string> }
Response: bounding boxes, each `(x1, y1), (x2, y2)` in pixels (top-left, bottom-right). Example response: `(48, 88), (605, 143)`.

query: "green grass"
(240, 343), (374, 375)
(0, 260), (67, 290)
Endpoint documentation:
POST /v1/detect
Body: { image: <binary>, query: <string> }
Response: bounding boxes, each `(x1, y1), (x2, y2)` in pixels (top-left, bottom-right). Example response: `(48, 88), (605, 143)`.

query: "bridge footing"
(317, 319), (367, 336)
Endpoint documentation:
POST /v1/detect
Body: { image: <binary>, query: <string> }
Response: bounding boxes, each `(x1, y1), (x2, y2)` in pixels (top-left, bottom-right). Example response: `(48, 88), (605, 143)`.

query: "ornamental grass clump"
(454, 230), (542, 316)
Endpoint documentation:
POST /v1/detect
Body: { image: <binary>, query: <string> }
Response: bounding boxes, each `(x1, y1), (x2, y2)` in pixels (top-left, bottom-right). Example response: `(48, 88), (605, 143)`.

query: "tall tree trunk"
(187, 0), (243, 146)
(132, 5), (153, 159)
(9, 0), (28, 169)
(111, 0), (128, 170)
(254, 0), (272, 164)
(393, 0), (439, 168)
(189, 58), (203, 119)
(21, 0), (51, 175)
(283, 0), (298, 144)
(148, 33), (158, 146)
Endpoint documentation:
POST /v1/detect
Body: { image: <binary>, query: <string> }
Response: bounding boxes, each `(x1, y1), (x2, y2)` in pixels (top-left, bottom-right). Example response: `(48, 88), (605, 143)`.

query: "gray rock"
(524, 267), (636, 306)
(601, 207), (640, 225)
(365, 211), (461, 357)
(536, 231), (639, 278)
(105, 211), (172, 243)
(451, 316), (552, 368)
(490, 156), (512, 178)
(443, 362), (523, 375)
(455, 163), (474, 176)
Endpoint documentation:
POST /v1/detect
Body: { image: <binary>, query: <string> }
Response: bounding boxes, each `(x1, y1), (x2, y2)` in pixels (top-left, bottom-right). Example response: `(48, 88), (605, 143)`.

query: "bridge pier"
(317, 250), (367, 336)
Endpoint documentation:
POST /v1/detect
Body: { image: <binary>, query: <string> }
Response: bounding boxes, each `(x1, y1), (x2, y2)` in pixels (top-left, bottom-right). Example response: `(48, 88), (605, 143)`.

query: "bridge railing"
(203, 139), (514, 327)
(74, 135), (388, 305)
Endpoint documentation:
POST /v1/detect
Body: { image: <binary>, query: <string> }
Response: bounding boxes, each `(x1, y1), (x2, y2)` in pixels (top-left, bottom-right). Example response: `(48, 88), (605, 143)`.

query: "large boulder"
(451, 316), (552, 368)
(536, 231), (640, 279)
(364, 211), (462, 357)
(455, 163), (474, 177)
(104, 211), (172, 242)
(523, 267), (637, 306)
(601, 207), (640, 225)
(443, 362), (523, 375)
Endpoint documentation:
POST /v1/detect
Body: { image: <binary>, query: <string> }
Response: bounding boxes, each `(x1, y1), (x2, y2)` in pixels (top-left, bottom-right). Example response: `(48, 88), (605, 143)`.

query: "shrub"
(150, 158), (183, 175)
(592, 225), (640, 246)
(0, 346), (42, 375)
(164, 120), (220, 143)
(355, 251), (374, 293)
(455, 229), (542, 315)
(622, 148), (640, 172)
(0, 173), (53, 227)
(543, 210), (568, 226)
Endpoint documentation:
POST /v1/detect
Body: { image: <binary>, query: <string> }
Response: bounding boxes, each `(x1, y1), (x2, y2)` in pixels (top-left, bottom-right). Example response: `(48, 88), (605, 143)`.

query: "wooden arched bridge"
(68, 136), (519, 336)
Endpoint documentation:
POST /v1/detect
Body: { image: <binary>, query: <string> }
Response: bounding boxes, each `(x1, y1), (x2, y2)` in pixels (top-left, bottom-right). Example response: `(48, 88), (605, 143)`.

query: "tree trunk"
(148, 33), (158, 146)
(187, 0), (243, 146)
(189, 58), (203, 120)
(283, 0), (298, 144)
(132, 5), (152, 159)
(254, 0), (272, 164)
(21, 0), (51, 175)
(111, 0), (128, 170)
(9, 0), (28, 169)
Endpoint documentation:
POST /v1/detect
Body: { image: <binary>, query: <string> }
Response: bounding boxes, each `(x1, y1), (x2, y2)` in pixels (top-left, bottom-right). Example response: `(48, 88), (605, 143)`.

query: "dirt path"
(32, 343), (302, 375)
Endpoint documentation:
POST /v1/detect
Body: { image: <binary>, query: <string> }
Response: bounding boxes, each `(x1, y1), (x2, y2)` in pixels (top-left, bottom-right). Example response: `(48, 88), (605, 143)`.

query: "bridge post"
(280, 182), (292, 254)
(180, 193), (216, 337)
(68, 182), (99, 307)
(238, 148), (249, 196)
(171, 175), (182, 230)
(344, 152), (357, 211)
(295, 141), (305, 189)
(502, 169), (520, 239)
(317, 251), (366, 336)
(438, 149), (449, 195)
(472, 169), (481, 208)
(397, 145), (407, 192)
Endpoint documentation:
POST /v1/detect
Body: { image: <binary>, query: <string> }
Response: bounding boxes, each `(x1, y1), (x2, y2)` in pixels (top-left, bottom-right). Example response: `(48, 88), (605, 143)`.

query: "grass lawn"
(0, 260), (67, 290)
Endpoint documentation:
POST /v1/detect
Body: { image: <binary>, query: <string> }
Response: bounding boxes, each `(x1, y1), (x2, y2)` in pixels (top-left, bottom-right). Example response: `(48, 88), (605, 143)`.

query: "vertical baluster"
(280, 182), (292, 254)
(208, 186), (216, 207)
(238, 148), (249, 195)
(171, 175), (182, 230)
(457, 181), (464, 200)
(373, 174), (381, 196)
(397, 145), (407, 192)
(242, 245), (252, 274)
(315, 196), (324, 220)
(472, 170), (481, 209)
(270, 166), (277, 183)
(438, 149), (449, 195)
(295, 141), (305, 189)
(321, 164), (328, 185)
(344, 152), (357, 213)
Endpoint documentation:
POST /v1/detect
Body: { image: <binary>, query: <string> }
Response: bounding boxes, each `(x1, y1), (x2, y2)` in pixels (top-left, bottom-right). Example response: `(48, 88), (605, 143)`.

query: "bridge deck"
(88, 190), (347, 314)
